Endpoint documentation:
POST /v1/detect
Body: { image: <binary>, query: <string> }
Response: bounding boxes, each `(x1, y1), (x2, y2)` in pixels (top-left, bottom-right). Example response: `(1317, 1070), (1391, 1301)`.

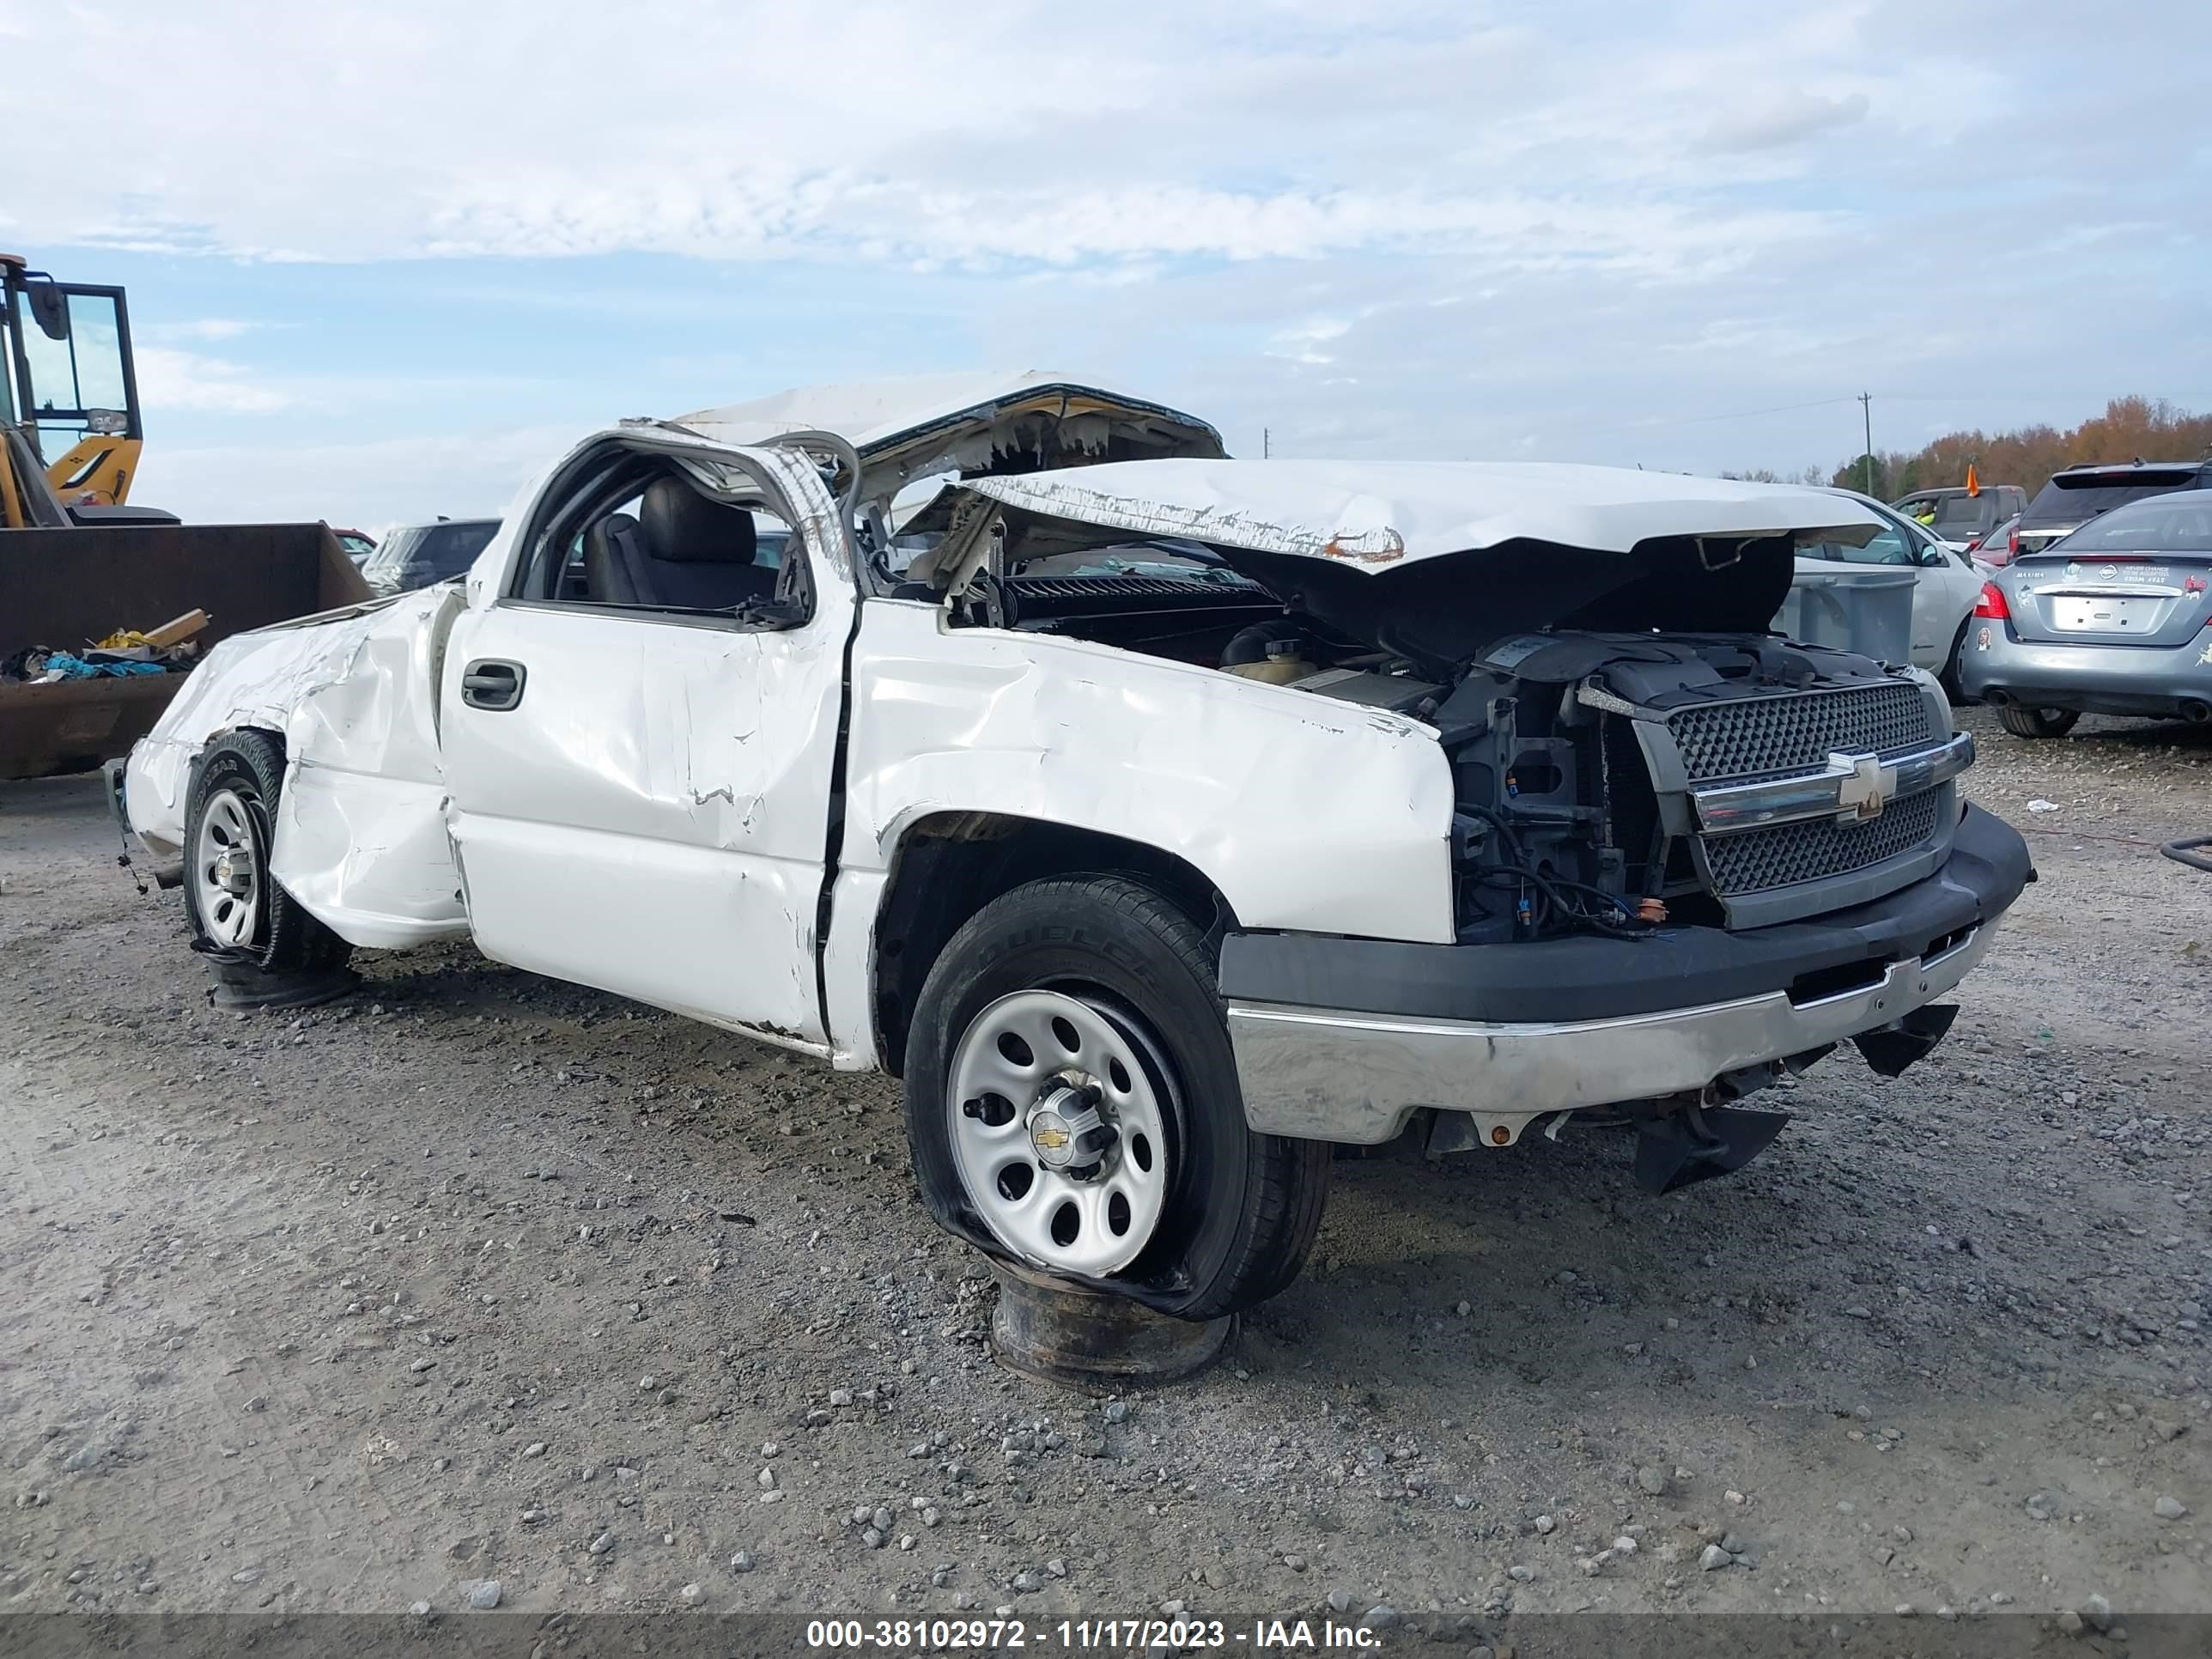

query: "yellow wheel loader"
(3, 253), (369, 780)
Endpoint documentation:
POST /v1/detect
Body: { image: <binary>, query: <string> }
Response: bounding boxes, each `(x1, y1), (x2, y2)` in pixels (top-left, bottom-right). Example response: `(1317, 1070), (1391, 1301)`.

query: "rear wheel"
(903, 875), (1329, 1320)
(1939, 619), (1972, 703)
(1997, 705), (2080, 739)
(184, 731), (353, 980)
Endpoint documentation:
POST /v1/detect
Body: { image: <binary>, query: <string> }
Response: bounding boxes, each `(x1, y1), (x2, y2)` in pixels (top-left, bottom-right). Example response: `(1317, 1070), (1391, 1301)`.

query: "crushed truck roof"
(674, 374), (1224, 504)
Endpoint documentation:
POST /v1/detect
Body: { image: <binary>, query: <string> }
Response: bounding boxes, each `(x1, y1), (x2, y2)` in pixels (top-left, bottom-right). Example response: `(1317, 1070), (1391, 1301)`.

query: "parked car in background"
(1796, 493), (1984, 688)
(1893, 484), (2027, 551)
(332, 528), (376, 566)
(1966, 514), (2021, 567)
(1959, 489), (2212, 738)
(361, 518), (501, 598)
(2014, 460), (2212, 557)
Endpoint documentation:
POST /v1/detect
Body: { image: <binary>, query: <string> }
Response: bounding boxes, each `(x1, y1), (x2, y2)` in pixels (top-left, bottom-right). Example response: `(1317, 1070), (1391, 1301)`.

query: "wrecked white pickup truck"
(120, 374), (2032, 1319)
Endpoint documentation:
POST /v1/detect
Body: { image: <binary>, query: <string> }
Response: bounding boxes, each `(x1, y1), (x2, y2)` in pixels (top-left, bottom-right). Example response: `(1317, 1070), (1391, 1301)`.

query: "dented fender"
(842, 604), (1456, 941)
(823, 599), (1457, 1065)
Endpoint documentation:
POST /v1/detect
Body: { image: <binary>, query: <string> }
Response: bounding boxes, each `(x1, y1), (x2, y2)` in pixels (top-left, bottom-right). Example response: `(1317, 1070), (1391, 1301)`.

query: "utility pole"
(1263, 427), (1271, 459)
(1858, 392), (1874, 496)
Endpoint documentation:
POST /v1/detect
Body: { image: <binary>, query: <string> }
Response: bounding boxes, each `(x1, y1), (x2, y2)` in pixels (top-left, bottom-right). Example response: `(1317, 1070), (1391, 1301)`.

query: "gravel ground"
(3, 706), (2209, 1638)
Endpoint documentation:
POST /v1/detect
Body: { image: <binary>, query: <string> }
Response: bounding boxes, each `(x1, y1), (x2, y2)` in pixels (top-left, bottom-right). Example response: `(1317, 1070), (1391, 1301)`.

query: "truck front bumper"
(1219, 804), (2031, 1146)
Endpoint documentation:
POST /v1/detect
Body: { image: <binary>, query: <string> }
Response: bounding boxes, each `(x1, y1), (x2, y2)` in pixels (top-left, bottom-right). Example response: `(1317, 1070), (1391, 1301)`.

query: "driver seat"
(583, 478), (777, 610)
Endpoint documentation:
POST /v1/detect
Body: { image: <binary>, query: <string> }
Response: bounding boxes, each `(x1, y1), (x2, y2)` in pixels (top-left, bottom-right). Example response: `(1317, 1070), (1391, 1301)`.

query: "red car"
(1965, 514), (2021, 567)
(332, 527), (377, 565)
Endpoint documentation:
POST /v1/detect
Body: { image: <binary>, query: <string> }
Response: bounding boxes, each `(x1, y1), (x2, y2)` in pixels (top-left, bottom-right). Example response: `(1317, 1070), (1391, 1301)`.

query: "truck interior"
(511, 441), (809, 626)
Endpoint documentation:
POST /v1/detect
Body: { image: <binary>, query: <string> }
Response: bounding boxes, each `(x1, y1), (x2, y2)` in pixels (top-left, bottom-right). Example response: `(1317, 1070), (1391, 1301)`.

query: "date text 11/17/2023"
(804, 1618), (1389, 1650)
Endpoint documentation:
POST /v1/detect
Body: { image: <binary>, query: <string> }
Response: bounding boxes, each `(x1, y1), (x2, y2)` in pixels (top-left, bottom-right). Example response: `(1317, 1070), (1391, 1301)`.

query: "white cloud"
(1699, 92), (1872, 155)
(1269, 315), (1355, 365)
(143, 318), (267, 343)
(133, 425), (572, 529)
(11, 0), (2206, 513)
(1, 0), (2080, 276)
(132, 346), (293, 414)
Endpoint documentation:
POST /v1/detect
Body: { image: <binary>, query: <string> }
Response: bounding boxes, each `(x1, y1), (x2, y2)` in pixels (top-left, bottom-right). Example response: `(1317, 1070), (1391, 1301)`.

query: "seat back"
(633, 477), (775, 611)
(581, 512), (643, 605)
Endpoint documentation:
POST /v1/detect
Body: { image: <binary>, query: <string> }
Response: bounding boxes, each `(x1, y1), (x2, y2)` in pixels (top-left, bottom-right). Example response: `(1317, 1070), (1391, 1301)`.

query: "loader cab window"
(9, 284), (137, 449)
(513, 450), (811, 629)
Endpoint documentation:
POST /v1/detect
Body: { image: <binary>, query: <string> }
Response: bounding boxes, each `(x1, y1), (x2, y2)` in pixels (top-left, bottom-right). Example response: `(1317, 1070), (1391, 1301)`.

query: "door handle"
(461, 659), (526, 711)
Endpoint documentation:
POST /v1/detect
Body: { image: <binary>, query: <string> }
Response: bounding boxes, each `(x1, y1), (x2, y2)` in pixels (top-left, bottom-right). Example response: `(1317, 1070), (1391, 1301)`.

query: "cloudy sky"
(5, 0), (2204, 529)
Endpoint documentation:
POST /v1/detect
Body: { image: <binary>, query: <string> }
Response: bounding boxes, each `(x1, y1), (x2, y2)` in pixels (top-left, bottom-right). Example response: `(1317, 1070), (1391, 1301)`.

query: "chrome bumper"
(1227, 921), (1997, 1146)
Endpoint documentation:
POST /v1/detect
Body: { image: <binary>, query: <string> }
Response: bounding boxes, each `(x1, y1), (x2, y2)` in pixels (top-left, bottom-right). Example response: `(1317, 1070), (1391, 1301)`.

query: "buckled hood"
(951, 458), (1891, 665)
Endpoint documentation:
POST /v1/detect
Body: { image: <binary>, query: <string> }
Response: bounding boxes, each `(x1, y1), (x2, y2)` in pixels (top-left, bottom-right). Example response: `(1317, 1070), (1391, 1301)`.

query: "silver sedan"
(1958, 490), (2212, 738)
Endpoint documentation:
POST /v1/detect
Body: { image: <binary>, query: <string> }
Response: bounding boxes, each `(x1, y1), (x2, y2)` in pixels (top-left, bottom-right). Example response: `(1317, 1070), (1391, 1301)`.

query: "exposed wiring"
(110, 805), (149, 897)
(1540, 879), (1651, 933)
(1469, 862), (1653, 938)
(1542, 872), (1654, 926)
(1458, 802), (1531, 864)
(1456, 803), (1656, 937)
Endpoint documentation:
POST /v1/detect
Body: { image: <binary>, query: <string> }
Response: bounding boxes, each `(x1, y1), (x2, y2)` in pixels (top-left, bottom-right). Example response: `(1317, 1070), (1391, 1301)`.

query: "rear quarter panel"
(123, 585), (471, 946)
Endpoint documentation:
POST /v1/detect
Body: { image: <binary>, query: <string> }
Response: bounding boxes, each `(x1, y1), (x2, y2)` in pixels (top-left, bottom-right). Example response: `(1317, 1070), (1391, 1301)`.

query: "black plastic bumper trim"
(1218, 803), (2032, 1024)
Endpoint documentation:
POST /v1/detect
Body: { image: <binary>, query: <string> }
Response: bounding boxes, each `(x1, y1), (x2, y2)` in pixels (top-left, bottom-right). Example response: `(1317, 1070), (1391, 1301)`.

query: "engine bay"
(939, 530), (1948, 945)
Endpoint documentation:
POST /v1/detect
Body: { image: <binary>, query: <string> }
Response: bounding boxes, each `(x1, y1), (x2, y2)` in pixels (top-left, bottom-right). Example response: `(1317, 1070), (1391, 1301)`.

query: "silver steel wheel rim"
(194, 787), (262, 949)
(946, 988), (1172, 1278)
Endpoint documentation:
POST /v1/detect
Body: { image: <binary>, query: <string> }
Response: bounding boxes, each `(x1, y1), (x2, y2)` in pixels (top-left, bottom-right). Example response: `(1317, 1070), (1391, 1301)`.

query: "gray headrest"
(639, 477), (758, 565)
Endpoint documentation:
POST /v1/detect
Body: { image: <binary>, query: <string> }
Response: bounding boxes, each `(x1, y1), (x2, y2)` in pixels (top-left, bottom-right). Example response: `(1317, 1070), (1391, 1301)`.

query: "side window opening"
(1802, 525), (1912, 567)
(513, 449), (812, 628)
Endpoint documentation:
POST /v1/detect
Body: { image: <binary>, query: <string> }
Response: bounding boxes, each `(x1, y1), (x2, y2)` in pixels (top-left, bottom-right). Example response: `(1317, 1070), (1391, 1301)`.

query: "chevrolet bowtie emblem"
(1032, 1126), (1070, 1150)
(1830, 750), (1896, 821)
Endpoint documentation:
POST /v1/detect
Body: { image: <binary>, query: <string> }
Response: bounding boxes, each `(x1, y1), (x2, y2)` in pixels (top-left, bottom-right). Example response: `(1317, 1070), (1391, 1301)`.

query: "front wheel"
(1997, 705), (2080, 739)
(903, 876), (1328, 1320)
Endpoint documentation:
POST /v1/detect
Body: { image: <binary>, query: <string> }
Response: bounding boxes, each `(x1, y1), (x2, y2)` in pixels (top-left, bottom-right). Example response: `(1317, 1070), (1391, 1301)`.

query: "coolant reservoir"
(1224, 640), (1316, 684)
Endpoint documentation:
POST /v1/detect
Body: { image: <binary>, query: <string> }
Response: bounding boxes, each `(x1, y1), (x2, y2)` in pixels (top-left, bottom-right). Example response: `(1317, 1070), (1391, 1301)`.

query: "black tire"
(1997, 705), (2080, 739)
(183, 730), (353, 977)
(1939, 619), (1972, 704)
(903, 875), (1329, 1320)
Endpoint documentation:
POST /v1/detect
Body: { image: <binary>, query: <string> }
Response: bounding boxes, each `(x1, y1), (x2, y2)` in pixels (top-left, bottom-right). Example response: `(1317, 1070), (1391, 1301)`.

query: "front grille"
(1701, 789), (1940, 896)
(1668, 682), (1936, 784)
